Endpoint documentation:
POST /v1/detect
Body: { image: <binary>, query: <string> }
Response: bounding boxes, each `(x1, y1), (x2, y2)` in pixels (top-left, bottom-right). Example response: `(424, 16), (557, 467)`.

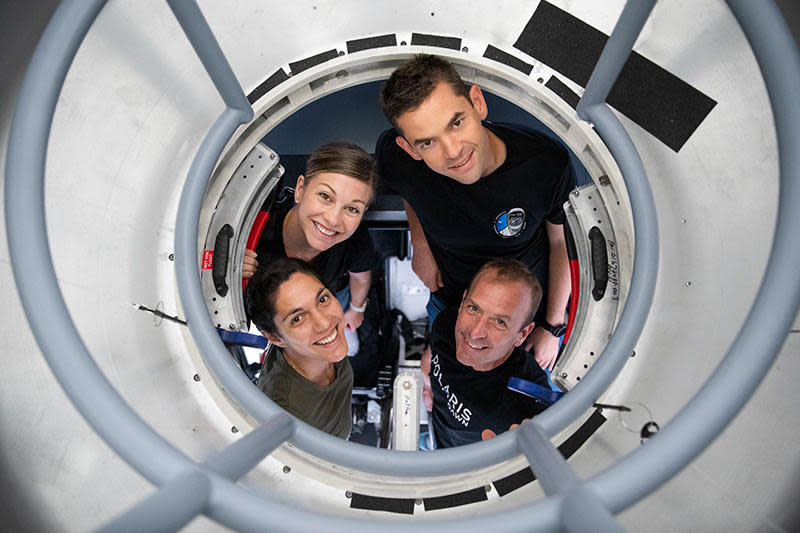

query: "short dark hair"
(245, 257), (324, 335)
(467, 259), (543, 327)
(304, 141), (378, 202)
(380, 54), (471, 131)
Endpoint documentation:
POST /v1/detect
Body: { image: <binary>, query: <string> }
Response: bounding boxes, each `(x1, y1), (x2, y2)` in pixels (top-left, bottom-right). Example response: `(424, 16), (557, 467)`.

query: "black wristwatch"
(540, 320), (567, 338)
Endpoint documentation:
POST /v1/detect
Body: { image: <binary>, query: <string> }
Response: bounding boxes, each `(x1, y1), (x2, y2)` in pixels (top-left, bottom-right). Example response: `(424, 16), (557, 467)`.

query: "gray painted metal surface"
(3, 0), (799, 531)
(4, 0), (192, 486)
(591, 0), (800, 511)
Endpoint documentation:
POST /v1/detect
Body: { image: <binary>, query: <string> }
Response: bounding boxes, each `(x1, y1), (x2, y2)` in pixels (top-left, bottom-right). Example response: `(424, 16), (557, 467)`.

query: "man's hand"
(525, 326), (559, 371)
(242, 249), (258, 279)
(343, 308), (364, 332)
(481, 418), (531, 440)
(411, 244), (443, 292)
(420, 346), (433, 412)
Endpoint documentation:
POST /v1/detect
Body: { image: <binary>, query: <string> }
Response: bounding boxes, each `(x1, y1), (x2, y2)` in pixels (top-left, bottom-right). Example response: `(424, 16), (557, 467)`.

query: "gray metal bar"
(537, 0), (660, 437)
(517, 422), (578, 495)
(589, 0), (800, 511)
(173, 106), (284, 419)
(166, 0), (253, 115)
(517, 423), (625, 533)
(204, 413), (294, 480)
(4, 0), (194, 486)
(96, 470), (210, 533)
(577, 0), (657, 113)
(167, 0), (305, 478)
(3, 2), (299, 530)
(562, 485), (625, 533)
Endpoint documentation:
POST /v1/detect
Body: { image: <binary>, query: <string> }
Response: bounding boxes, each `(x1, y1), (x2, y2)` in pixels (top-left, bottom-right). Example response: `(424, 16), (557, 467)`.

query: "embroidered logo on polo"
(494, 207), (526, 238)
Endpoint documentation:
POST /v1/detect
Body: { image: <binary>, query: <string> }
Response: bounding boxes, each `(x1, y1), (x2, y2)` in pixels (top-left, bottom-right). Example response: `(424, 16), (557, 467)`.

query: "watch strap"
(541, 320), (567, 338)
(349, 299), (368, 313)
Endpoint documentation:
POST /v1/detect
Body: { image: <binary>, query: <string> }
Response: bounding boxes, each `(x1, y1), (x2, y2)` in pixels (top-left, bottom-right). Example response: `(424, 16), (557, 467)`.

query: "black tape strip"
(247, 69), (289, 104)
(349, 493), (415, 515)
(492, 409), (607, 497)
(545, 76), (580, 109)
(558, 409), (607, 459)
(514, 1), (716, 152)
(289, 49), (340, 75)
(423, 487), (488, 511)
(347, 34), (397, 53)
(410, 33), (461, 50)
(483, 45), (533, 75)
(493, 467), (536, 498)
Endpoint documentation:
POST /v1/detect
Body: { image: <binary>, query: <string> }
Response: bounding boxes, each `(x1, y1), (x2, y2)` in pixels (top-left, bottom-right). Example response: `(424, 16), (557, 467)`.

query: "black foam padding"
(212, 224), (233, 297)
(410, 33), (461, 50)
(289, 49), (340, 75)
(423, 487), (488, 511)
(491, 409), (607, 497)
(514, 1), (717, 152)
(247, 69), (289, 104)
(349, 493), (416, 515)
(589, 226), (608, 301)
(347, 34), (397, 53)
(545, 75), (580, 109)
(483, 45), (533, 75)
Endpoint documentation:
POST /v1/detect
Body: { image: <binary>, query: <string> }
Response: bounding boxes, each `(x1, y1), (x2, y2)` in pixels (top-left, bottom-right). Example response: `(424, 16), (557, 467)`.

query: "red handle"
(242, 210), (270, 291)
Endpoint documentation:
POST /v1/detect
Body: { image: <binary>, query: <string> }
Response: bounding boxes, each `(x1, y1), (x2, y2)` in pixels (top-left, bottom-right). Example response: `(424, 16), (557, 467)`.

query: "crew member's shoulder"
(430, 306), (459, 353)
(258, 347), (292, 397)
(488, 122), (569, 162)
(509, 345), (549, 383)
(432, 306), (458, 336)
(375, 128), (401, 157)
(334, 354), (354, 383)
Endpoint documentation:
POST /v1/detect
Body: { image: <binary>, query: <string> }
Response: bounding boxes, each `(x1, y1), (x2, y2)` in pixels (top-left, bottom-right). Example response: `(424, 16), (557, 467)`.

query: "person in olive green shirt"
(245, 257), (353, 439)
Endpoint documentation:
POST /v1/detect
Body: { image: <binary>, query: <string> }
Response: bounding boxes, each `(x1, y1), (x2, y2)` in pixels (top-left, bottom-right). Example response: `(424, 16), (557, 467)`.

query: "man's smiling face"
(454, 269), (535, 371)
(394, 82), (498, 185)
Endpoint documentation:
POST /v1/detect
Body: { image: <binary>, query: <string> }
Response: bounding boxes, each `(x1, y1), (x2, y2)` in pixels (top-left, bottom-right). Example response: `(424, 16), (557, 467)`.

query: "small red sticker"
(202, 250), (214, 269)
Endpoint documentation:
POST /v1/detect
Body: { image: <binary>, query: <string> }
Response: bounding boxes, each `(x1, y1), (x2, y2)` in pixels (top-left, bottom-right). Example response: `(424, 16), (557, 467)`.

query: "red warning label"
(202, 250), (213, 269)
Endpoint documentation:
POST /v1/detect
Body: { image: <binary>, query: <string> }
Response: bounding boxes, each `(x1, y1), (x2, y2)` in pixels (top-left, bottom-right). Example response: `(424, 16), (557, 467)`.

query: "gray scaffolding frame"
(5, 0), (799, 531)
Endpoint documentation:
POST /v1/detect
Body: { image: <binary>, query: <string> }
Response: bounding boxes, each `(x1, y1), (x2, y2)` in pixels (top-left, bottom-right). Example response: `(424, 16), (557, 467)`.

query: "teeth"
(313, 220), (336, 236)
(466, 339), (483, 350)
(315, 328), (338, 345)
(452, 152), (471, 169)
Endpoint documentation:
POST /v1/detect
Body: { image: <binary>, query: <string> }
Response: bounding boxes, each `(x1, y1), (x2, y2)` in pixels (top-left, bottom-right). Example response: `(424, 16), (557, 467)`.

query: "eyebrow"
(281, 287), (327, 322)
(317, 182), (336, 196)
(465, 296), (513, 322)
(411, 112), (465, 147)
(318, 181), (367, 206)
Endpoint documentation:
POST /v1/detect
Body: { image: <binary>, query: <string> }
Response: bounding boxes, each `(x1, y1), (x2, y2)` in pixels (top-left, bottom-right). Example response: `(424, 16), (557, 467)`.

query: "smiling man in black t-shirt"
(424, 258), (550, 448)
(377, 54), (574, 372)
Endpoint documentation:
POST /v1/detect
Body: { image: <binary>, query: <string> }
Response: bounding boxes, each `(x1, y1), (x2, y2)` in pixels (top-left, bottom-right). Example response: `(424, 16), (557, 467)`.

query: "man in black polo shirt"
(423, 258), (550, 448)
